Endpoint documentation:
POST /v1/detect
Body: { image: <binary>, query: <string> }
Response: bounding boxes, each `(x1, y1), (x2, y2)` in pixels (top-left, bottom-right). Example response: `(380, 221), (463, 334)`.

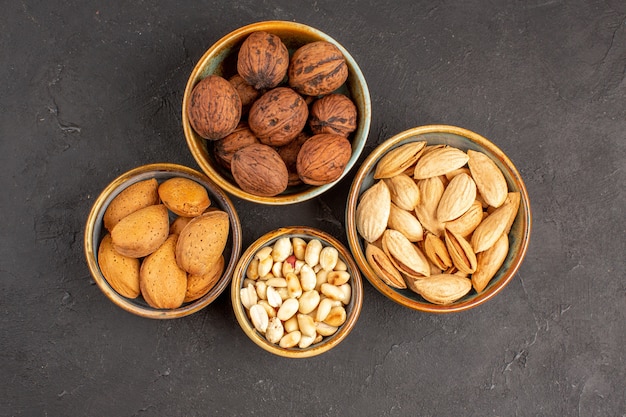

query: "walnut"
(296, 133), (352, 185)
(231, 143), (289, 197)
(309, 94), (357, 137)
(213, 122), (259, 170)
(187, 75), (241, 140)
(237, 31), (289, 90)
(288, 41), (349, 96)
(228, 74), (261, 114)
(248, 87), (309, 147)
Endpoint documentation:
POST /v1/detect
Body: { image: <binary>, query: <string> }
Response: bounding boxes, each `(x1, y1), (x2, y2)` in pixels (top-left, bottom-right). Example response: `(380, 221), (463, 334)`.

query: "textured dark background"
(1, 1), (625, 416)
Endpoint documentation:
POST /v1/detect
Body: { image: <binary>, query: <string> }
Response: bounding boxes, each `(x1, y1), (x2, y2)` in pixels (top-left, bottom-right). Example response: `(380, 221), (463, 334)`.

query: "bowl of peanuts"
(231, 226), (363, 358)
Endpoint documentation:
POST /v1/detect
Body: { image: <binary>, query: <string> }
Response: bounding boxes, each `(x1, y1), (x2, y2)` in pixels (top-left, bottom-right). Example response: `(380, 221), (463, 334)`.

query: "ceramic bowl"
(231, 226), (363, 357)
(182, 20), (371, 205)
(345, 125), (532, 313)
(84, 163), (242, 319)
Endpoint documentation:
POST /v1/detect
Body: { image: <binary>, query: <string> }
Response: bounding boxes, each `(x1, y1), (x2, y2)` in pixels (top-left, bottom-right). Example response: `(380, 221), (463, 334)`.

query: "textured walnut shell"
(237, 31), (289, 90)
(213, 122), (260, 169)
(277, 132), (310, 187)
(231, 143), (289, 196)
(288, 41), (349, 96)
(248, 87), (309, 146)
(187, 75), (242, 140)
(277, 131), (310, 172)
(296, 133), (352, 186)
(309, 94), (357, 137)
(229, 74), (261, 113)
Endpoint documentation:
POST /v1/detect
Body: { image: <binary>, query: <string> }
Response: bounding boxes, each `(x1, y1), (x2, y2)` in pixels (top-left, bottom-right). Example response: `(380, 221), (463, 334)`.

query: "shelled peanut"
(356, 141), (521, 305)
(240, 236), (352, 349)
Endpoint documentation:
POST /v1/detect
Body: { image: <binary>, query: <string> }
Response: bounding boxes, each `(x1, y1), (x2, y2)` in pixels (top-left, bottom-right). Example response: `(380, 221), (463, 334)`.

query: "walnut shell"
(296, 133), (352, 186)
(277, 131), (310, 187)
(187, 75), (242, 140)
(237, 31), (289, 90)
(231, 143), (289, 196)
(288, 41), (349, 96)
(309, 93), (357, 137)
(213, 122), (260, 169)
(229, 74), (261, 113)
(248, 87), (309, 147)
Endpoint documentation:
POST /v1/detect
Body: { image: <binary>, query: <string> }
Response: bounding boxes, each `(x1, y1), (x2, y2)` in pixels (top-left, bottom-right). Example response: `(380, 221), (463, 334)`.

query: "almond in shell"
(414, 176), (445, 237)
(444, 200), (484, 238)
(382, 229), (430, 279)
(175, 210), (230, 276)
(158, 177), (211, 218)
(110, 204), (170, 258)
(365, 243), (406, 289)
(140, 234), (188, 309)
(98, 234), (140, 299)
(410, 274), (472, 305)
(423, 233), (453, 271)
(467, 150), (508, 208)
(185, 255), (225, 302)
(472, 233), (509, 293)
(413, 146), (470, 180)
(444, 229), (477, 274)
(471, 192), (520, 253)
(355, 180), (391, 243)
(436, 172), (477, 223)
(387, 203), (424, 242)
(384, 173), (421, 211)
(374, 141), (426, 179)
(103, 178), (159, 232)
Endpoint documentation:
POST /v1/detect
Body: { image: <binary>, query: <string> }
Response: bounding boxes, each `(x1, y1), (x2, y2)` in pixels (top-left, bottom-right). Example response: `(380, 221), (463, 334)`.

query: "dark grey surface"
(2, 1), (625, 416)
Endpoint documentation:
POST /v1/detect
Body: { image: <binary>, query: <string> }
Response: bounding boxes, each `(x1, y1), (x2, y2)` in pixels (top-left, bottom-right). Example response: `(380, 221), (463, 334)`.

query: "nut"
(296, 133), (352, 185)
(288, 41), (349, 96)
(248, 87), (308, 147)
(355, 180), (391, 243)
(213, 122), (259, 170)
(240, 236), (353, 349)
(237, 31), (289, 90)
(231, 143), (289, 197)
(187, 75), (242, 140)
(309, 94), (357, 137)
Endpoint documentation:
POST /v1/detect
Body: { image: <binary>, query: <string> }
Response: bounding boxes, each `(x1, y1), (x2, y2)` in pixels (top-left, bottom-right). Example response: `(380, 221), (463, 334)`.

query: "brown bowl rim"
(345, 124), (532, 313)
(231, 226), (364, 357)
(182, 20), (372, 205)
(84, 163), (243, 319)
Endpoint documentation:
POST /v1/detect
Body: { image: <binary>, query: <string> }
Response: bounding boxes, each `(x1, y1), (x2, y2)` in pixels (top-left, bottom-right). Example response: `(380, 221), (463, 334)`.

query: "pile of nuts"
(240, 236), (352, 349)
(356, 141), (520, 305)
(187, 31), (359, 197)
(97, 176), (230, 309)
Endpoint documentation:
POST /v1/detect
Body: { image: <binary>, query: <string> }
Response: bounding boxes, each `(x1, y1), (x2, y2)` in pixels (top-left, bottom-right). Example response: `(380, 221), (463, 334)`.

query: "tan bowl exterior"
(84, 163), (242, 319)
(231, 226), (363, 358)
(183, 20), (371, 205)
(346, 125), (532, 313)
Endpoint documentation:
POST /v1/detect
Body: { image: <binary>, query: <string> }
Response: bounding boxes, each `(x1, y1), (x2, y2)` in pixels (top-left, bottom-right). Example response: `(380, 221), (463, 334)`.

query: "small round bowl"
(84, 163), (242, 319)
(346, 125), (532, 313)
(182, 20), (371, 205)
(231, 226), (363, 358)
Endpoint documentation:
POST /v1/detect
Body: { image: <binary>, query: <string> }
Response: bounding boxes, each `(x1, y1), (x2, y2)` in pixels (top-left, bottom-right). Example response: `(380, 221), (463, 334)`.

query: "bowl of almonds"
(345, 125), (532, 313)
(182, 20), (371, 204)
(84, 163), (242, 319)
(231, 226), (363, 357)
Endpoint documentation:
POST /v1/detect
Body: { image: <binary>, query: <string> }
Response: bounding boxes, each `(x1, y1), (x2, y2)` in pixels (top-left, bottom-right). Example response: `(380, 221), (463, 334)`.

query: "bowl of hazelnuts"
(182, 21), (372, 204)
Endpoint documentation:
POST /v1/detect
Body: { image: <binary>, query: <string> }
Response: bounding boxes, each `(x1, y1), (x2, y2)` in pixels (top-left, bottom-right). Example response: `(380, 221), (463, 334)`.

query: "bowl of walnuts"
(183, 20), (371, 204)
(84, 163), (242, 319)
(345, 125), (532, 313)
(231, 226), (363, 358)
